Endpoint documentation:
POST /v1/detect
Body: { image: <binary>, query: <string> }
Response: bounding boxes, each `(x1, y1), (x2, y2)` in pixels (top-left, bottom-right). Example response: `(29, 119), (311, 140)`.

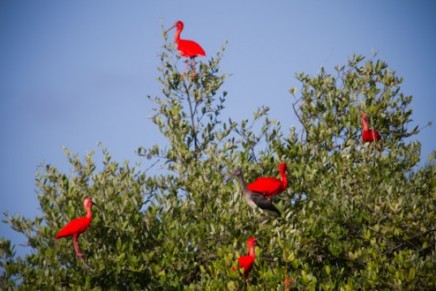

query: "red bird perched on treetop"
(233, 237), (257, 286)
(247, 163), (288, 200)
(361, 112), (381, 143)
(55, 197), (95, 259)
(167, 20), (206, 69)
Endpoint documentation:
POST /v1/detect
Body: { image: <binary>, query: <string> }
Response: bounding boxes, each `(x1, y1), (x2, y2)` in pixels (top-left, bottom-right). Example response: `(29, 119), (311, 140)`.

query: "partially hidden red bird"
(235, 237), (257, 286)
(247, 163), (288, 200)
(361, 112), (381, 143)
(167, 20), (206, 68)
(55, 197), (95, 259)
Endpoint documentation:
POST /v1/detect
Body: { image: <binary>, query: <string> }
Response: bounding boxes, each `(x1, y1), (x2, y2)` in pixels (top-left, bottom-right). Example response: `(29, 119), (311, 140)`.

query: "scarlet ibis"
(225, 167), (281, 216)
(236, 237), (257, 286)
(247, 163), (288, 200)
(167, 20), (206, 69)
(361, 112), (381, 143)
(55, 197), (95, 259)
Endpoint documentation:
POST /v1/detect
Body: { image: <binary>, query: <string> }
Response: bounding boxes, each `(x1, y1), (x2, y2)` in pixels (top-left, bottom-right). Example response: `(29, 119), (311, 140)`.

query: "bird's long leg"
(73, 234), (91, 268)
(73, 234), (83, 259)
(189, 57), (198, 79)
(181, 59), (190, 79)
(190, 57), (196, 69)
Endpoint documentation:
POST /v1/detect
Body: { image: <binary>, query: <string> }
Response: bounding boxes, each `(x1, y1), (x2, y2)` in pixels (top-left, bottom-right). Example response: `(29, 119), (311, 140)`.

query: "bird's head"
(361, 112), (368, 121)
(224, 167), (242, 184)
(83, 197), (95, 209)
(247, 237), (257, 248)
(279, 163), (287, 173)
(167, 20), (184, 31)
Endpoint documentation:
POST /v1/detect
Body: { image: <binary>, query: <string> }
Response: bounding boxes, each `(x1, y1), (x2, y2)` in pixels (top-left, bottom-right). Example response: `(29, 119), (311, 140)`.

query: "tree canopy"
(1, 30), (435, 290)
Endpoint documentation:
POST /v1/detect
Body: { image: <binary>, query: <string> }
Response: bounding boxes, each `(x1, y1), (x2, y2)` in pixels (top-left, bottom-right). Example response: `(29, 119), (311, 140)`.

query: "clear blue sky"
(1, 1), (435, 254)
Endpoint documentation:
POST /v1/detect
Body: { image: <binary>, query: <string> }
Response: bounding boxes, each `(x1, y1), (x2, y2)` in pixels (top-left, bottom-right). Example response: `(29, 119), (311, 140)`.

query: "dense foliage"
(1, 30), (435, 290)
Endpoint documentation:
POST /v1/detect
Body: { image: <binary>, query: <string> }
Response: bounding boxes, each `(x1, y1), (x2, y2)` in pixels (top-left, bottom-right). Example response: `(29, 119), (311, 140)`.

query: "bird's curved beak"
(223, 175), (232, 184)
(166, 23), (177, 32)
(223, 170), (238, 185)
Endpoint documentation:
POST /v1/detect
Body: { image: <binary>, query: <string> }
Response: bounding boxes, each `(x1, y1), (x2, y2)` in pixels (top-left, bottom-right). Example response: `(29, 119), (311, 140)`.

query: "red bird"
(361, 112), (381, 143)
(55, 197), (95, 259)
(247, 163), (288, 200)
(236, 237), (257, 286)
(167, 20), (206, 68)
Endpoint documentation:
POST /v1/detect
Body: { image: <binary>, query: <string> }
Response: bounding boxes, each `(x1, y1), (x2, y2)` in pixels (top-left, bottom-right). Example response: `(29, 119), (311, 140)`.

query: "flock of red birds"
(55, 20), (382, 286)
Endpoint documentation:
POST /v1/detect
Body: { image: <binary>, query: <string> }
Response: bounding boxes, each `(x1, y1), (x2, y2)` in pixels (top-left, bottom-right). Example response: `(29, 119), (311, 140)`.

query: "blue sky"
(1, 1), (435, 254)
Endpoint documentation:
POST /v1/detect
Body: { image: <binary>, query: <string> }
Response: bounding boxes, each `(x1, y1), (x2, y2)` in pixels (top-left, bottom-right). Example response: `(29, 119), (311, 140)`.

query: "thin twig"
(291, 98), (307, 143)
(382, 228), (436, 256)
(182, 79), (199, 153)
(144, 159), (161, 173)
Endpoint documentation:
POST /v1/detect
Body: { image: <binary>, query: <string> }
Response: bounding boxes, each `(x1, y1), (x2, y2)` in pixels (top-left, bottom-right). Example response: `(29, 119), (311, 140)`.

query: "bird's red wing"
(238, 255), (255, 275)
(247, 177), (282, 196)
(372, 130), (381, 141)
(178, 40), (206, 57)
(55, 217), (90, 239)
(362, 129), (381, 142)
(362, 130), (372, 142)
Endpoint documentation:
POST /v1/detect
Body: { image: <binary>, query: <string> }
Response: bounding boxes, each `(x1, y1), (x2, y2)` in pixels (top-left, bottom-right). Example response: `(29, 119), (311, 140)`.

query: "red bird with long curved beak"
(247, 163), (288, 200)
(167, 20), (206, 69)
(235, 237), (257, 286)
(361, 112), (381, 143)
(55, 197), (95, 259)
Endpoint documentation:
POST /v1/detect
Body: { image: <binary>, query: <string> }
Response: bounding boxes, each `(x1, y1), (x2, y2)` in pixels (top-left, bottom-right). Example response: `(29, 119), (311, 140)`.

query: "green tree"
(1, 29), (435, 289)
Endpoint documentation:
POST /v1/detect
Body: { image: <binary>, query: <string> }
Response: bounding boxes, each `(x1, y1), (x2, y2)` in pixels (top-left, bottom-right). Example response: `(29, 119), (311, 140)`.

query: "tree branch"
(182, 79), (199, 153)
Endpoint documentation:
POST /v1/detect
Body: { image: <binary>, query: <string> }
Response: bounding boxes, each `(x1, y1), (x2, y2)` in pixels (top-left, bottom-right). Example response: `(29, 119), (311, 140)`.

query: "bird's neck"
(362, 118), (369, 131)
(248, 246), (255, 257)
(85, 207), (93, 220)
(236, 174), (247, 190)
(174, 29), (181, 43)
(280, 170), (288, 189)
